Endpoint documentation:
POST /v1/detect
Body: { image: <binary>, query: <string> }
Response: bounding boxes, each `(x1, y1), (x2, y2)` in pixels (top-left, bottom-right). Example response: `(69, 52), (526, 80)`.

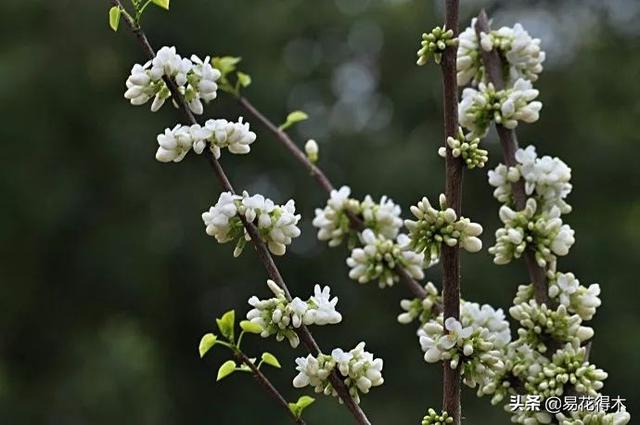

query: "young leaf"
(288, 395), (315, 418)
(216, 360), (237, 381)
(108, 6), (121, 32)
(237, 72), (252, 88)
(216, 310), (235, 342)
(198, 333), (218, 358)
(261, 352), (281, 369)
(279, 111), (309, 131)
(240, 320), (262, 334)
(151, 0), (170, 10)
(212, 56), (242, 76)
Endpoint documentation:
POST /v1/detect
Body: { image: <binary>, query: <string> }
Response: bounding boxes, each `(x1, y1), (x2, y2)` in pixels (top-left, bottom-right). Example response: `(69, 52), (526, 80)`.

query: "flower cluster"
(124, 46), (220, 114)
(201, 191), (301, 256)
(404, 194), (483, 265)
(346, 229), (425, 288)
(397, 282), (441, 324)
(457, 20), (545, 87)
(459, 79), (542, 138)
(479, 23), (545, 84)
(489, 146), (573, 213)
(293, 342), (384, 404)
(419, 317), (505, 388)
(509, 301), (593, 353)
(456, 19), (484, 86)
(548, 272), (602, 321)
(312, 186), (403, 247)
(246, 280), (342, 347)
(417, 26), (457, 66)
(155, 117), (256, 163)
(556, 411), (631, 425)
(438, 127), (489, 169)
(422, 409), (454, 425)
(489, 198), (575, 268)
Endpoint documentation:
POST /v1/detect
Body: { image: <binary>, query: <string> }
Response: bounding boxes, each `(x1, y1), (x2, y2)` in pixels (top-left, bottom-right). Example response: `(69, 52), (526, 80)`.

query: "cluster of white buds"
(457, 20), (546, 87)
(456, 19), (484, 86)
(438, 127), (489, 169)
(124, 46), (220, 114)
(292, 342), (384, 404)
(346, 229), (425, 288)
(556, 410), (631, 425)
(459, 79), (542, 138)
(246, 280), (342, 348)
(419, 317), (505, 388)
(489, 198), (575, 268)
(397, 282), (441, 325)
(404, 194), (483, 265)
(509, 300), (594, 353)
(155, 117), (256, 163)
(312, 186), (403, 247)
(489, 146), (573, 214)
(479, 23), (545, 84)
(422, 409), (454, 425)
(417, 25), (457, 65)
(545, 343), (607, 396)
(548, 272), (602, 321)
(461, 302), (512, 349)
(201, 191), (301, 256)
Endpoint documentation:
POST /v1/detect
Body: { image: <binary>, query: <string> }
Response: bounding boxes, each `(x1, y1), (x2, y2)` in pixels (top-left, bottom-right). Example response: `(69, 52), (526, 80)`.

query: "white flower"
(404, 194), (483, 264)
(305, 139), (319, 162)
(346, 230), (425, 288)
(247, 280), (342, 347)
(481, 23), (545, 84)
(155, 118), (257, 163)
(456, 19), (483, 86)
(124, 46), (221, 114)
(461, 302), (511, 349)
(490, 198), (575, 267)
(360, 195), (404, 240)
(312, 186), (359, 247)
(458, 80), (542, 138)
(293, 342), (384, 404)
(397, 282), (440, 325)
(201, 192), (241, 243)
(548, 273), (602, 321)
(202, 191), (301, 256)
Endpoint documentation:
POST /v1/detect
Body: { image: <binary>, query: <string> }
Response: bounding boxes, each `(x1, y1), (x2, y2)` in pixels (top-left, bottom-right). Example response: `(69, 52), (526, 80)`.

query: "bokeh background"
(1, 0), (639, 423)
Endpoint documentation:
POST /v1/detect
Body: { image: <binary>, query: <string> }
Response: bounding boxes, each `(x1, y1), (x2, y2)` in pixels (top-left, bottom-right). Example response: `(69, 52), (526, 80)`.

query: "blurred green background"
(1, 0), (639, 423)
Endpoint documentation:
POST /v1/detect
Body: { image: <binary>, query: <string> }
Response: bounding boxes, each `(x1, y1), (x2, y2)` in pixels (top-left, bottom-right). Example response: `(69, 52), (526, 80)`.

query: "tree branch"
(237, 96), (428, 300)
(111, 2), (371, 423)
(235, 351), (306, 425)
(439, 1), (462, 423)
(474, 10), (551, 307)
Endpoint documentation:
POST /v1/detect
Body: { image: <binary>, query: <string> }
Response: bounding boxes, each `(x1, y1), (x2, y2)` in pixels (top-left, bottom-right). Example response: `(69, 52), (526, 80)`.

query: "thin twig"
(439, 1), (462, 423)
(474, 10), (551, 306)
(110, 2), (372, 423)
(237, 97), (429, 300)
(235, 351), (306, 425)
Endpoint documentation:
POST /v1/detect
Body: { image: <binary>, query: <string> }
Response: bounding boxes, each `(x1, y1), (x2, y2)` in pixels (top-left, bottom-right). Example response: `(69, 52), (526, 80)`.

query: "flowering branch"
(238, 97), (429, 300)
(110, 1), (371, 423)
(438, 1), (463, 424)
(473, 10), (551, 307)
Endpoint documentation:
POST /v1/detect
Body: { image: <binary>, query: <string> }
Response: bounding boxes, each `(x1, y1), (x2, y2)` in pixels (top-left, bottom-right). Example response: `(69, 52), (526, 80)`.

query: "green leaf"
(212, 56), (242, 76)
(216, 310), (235, 342)
(279, 111), (309, 131)
(198, 333), (218, 358)
(261, 352), (281, 369)
(108, 6), (121, 32)
(216, 360), (236, 381)
(151, 0), (170, 10)
(237, 72), (252, 88)
(288, 396), (315, 418)
(240, 320), (262, 334)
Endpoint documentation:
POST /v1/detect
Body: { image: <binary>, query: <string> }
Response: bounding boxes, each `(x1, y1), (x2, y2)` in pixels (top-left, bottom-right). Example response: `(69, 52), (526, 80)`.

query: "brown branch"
(474, 10), (551, 307)
(111, 2), (371, 423)
(440, 1), (462, 424)
(237, 97), (428, 300)
(235, 351), (306, 425)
